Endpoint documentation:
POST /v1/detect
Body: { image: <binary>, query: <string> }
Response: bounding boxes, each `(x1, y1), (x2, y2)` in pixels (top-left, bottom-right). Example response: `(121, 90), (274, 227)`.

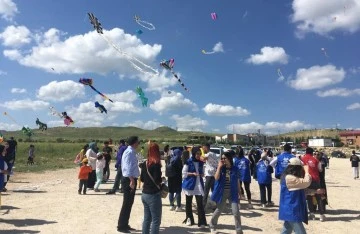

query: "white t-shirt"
(204, 152), (218, 177)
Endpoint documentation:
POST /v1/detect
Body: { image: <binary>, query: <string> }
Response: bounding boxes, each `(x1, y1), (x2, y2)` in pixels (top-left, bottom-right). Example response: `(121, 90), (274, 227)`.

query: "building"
(339, 130), (360, 147)
(216, 134), (249, 144)
(308, 138), (333, 147)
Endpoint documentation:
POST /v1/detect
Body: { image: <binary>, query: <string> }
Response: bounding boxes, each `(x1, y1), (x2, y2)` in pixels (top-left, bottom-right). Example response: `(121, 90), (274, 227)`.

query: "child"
(256, 153), (274, 208)
(28, 145), (35, 165)
(279, 158), (312, 234)
(94, 153), (105, 192)
(78, 158), (93, 195)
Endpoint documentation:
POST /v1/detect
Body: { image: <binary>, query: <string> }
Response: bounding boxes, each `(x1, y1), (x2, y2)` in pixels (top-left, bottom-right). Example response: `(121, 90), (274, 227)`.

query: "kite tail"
(89, 85), (114, 103)
(137, 20), (156, 30)
(100, 34), (159, 76)
(3, 112), (19, 125)
(202, 50), (216, 55)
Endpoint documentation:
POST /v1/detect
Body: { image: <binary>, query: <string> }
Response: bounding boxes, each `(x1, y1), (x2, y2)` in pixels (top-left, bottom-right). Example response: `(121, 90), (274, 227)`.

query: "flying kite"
(79, 78), (114, 103)
(202, 42), (224, 55)
(88, 12), (103, 34)
(88, 12), (159, 76)
(62, 112), (74, 126)
(95, 101), (107, 114)
(277, 68), (285, 81)
(22, 126), (33, 138)
(0, 132), (3, 143)
(36, 118), (47, 131)
(211, 13), (217, 20)
(321, 48), (329, 58)
(135, 86), (148, 107)
(136, 29), (143, 35)
(134, 15), (156, 30)
(49, 106), (63, 118)
(160, 59), (189, 92)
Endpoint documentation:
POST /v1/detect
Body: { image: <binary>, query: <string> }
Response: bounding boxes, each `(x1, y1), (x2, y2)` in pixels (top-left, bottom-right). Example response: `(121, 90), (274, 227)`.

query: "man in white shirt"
(202, 143), (218, 208)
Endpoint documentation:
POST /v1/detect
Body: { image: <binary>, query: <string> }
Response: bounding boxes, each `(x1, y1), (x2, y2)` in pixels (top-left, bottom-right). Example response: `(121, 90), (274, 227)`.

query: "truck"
(308, 138), (333, 147)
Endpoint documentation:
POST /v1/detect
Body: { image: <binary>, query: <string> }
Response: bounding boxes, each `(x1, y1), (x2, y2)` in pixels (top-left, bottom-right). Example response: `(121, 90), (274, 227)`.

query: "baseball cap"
(82, 158), (88, 163)
(288, 157), (302, 166)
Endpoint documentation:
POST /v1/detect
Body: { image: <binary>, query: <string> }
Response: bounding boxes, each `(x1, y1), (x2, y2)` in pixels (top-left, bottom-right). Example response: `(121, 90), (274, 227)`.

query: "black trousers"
(307, 194), (325, 215)
(240, 181), (251, 200)
(103, 162), (110, 180)
(203, 176), (215, 207)
(87, 170), (96, 188)
(78, 179), (88, 193)
(259, 183), (272, 204)
(117, 177), (137, 229)
(184, 195), (207, 226)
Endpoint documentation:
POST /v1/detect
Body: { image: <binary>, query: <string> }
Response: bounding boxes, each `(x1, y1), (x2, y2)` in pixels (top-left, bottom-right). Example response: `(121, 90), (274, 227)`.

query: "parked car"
(210, 147), (223, 158)
(331, 150), (346, 158)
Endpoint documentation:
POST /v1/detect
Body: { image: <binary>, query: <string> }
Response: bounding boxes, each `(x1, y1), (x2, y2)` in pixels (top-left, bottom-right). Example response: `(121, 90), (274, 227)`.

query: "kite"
(88, 12), (159, 76)
(62, 112), (74, 126)
(134, 15), (156, 30)
(79, 78), (114, 103)
(135, 86), (148, 107)
(211, 13), (217, 20)
(49, 106), (62, 118)
(0, 132), (3, 143)
(201, 42), (224, 55)
(136, 29), (143, 35)
(160, 59), (189, 92)
(321, 48), (329, 58)
(36, 118), (48, 131)
(277, 68), (285, 81)
(88, 12), (103, 34)
(22, 126), (33, 138)
(95, 101), (107, 114)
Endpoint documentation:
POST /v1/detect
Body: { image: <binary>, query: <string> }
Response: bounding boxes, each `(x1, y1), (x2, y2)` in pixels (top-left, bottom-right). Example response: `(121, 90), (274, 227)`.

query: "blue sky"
(0, 0), (359, 134)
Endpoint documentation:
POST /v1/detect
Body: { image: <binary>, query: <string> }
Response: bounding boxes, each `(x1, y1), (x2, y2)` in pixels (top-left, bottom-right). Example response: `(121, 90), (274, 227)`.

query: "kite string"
(100, 34), (159, 76)
(3, 112), (19, 125)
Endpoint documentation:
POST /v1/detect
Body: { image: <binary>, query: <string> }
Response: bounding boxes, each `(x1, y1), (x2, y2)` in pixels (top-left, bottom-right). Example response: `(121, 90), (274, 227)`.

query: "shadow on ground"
(0, 229), (40, 234)
(0, 218), (57, 227)
(12, 190), (47, 194)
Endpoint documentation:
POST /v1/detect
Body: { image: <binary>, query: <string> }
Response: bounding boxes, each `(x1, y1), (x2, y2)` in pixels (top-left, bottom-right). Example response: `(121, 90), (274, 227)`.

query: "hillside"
(277, 128), (343, 140)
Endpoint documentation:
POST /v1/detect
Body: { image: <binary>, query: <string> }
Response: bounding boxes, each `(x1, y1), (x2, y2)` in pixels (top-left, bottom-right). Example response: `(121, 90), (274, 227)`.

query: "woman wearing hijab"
(0, 145), (9, 207)
(166, 149), (184, 211)
(210, 152), (243, 234)
(182, 147), (207, 228)
(86, 142), (98, 189)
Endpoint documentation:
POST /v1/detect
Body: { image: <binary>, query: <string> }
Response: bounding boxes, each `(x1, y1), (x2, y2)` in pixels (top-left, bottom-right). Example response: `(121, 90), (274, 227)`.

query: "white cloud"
(0, 25), (31, 47)
(123, 120), (164, 130)
(0, 122), (20, 131)
(346, 102), (360, 110)
(47, 120), (64, 127)
(203, 103), (250, 116)
(0, 0), (18, 21)
(289, 65), (346, 90)
(0, 99), (49, 110)
(349, 66), (360, 74)
(171, 114), (208, 131)
(291, 0), (360, 38)
(317, 88), (360, 97)
(10, 88), (26, 93)
(213, 42), (224, 53)
(37, 80), (85, 102)
(227, 121), (312, 134)
(246, 46), (289, 65)
(3, 27), (162, 77)
(141, 70), (178, 92)
(101, 90), (138, 103)
(0, 70), (7, 75)
(150, 92), (198, 114)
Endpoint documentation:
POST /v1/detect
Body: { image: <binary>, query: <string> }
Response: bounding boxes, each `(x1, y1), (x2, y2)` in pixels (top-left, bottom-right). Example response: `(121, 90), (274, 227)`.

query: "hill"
(277, 128), (343, 140)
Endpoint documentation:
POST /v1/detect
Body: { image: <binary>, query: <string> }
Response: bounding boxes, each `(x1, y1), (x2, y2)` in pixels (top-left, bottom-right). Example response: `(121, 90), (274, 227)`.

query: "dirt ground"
(1, 157), (359, 234)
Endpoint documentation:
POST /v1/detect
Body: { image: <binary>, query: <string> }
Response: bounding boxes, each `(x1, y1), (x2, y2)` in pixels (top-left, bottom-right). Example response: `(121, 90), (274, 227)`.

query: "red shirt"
(301, 154), (320, 182)
(78, 165), (93, 180)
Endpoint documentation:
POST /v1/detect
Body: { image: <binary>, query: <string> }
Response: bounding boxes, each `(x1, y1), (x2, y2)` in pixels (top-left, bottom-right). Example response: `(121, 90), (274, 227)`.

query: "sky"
(0, 0), (360, 135)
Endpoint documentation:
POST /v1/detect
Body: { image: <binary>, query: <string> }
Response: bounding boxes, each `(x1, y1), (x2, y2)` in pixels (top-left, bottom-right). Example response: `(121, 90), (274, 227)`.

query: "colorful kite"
(202, 42), (224, 55)
(0, 132), (3, 143)
(134, 15), (156, 30)
(88, 13), (159, 76)
(62, 112), (74, 126)
(136, 29), (143, 35)
(36, 118), (47, 131)
(22, 126), (33, 138)
(211, 13), (217, 20)
(135, 86), (148, 107)
(79, 78), (114, 103)
(321, 48), (329, 58)
(95, 101), (107, 114)
(277, 68), (285, 81)
(160, 59), (189, 92)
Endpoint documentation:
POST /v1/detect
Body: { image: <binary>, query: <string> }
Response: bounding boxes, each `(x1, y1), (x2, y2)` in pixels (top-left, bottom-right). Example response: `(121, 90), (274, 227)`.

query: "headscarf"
(89, 142), (98, 153)
(191, 147), (200, 162)
(172, 149), (182, 161)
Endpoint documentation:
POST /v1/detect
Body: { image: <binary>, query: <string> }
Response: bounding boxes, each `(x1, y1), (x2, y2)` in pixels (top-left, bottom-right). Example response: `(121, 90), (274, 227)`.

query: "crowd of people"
(72, 136), (344, 234)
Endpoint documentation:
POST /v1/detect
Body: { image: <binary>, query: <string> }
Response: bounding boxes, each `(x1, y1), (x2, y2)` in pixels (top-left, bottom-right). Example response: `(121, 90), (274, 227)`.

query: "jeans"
(111, 166), (122, 192)
(353, 167), (359, 178)
(185, 195), (207, 226)
(203, 176), (215, 207)
(94, 169), (103, 190)
(78, 179), (88, 194)
(169, 192), (181, 208)
(142, 192), (162, 234)
(210, 189), (242, 232)
(259, 183), (272, 204)
(240, 181), (251, 201)
(117, 177), (137, 229)
(307, 194), (324, 215)
(281, 221), (307, 234)
(103, 163), (110, 180)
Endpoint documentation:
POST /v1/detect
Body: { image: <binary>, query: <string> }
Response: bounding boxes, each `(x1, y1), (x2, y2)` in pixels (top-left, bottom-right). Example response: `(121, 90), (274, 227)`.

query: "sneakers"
(261, 204), (266, 208)
(320, 214), (326, 222)
(308, 213), (315, 220)
(236, 229), (244, 234)
(94, 189), (100, 192)
(210, 228), (217, 234)
(247, 203), (254, 209)
(169, 206), (175, 211)
(106, 190), (116, 195)
(267, 201), (275, 207)
(199, 225), (207, 229)
(186, 218), (192, 226)
(175, 206), (184, 212)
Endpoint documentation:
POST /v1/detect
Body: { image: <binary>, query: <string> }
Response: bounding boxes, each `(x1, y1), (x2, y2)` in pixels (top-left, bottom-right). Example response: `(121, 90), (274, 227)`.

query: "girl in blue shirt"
(234, 148), (253, 209)
(256, 154), (274, 207)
